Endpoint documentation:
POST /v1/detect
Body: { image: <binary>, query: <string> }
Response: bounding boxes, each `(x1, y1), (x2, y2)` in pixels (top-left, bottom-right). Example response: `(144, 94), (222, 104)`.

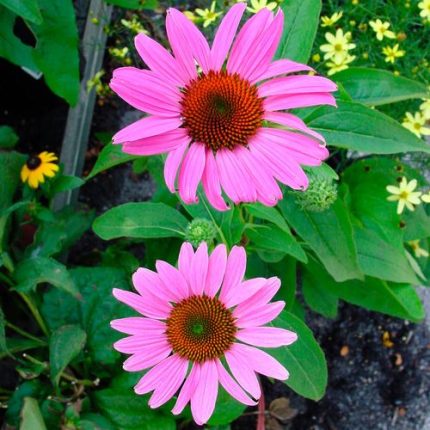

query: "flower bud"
(185, 218), (217, 247)
(295, 177), (338, 212)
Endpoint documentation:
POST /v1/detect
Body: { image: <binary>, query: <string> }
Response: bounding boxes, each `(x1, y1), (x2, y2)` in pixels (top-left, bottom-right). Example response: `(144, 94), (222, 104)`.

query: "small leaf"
(14, 257), (79, 298)
(93, 202), (188, 240)
(269, 311), (327, 400)
(334, 68), (429, 106)
(0, 125), (19, 148)
(245, 203), (290, 233)
(20, 397), (47, 430)
(276, 0), (321, 63)
(49, 325), (86, 385)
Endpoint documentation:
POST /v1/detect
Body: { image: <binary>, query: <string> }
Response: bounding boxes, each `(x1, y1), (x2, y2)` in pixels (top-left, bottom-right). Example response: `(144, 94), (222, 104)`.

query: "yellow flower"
(326, 54), (356, 76)
(386, 177), (422, 214)
(109, 47), (129, 61)
(422, 191), (430, 203)
(184, 11), (199, 22)
(21, 152), (59, 189)
(247, 0), (277, 14)
(418, 0), (430, 21)
(408, 240), (429, 258)
(402, 112), (430, 137)
(369, 19), (396, 41)
(352, 0), (359, 4)
(382, 44), (405, 63)
(320, 29), (356, 62)
(321, 11), (343, 27)
(195, 1), (222, 27)
(121, 16), (147, 34)
(312, 53), (321, 62)
(420, 98), (430, 119)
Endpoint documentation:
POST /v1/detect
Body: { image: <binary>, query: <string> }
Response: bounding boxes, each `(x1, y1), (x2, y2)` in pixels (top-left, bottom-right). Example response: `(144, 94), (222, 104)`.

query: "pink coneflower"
(110, 5), (337, 210)
(111, 242), (297, 425)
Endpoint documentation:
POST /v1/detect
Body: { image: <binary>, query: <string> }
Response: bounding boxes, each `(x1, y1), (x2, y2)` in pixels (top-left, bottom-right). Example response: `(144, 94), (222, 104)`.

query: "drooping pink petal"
(178, 242), (195, 276)
(172, 364), (200, 415)
(166, 8), (198, 82)
(223, 278), (267, 309)
(123, 343), (172, 371)
(149, 358), (189, 408)
(110, 67), (181, 116)
(205, 244), (227, 297)
(113, 334), (169, 354)
(164, 140), (189, 193)
(216, 149), (257, 204)
(113, 116), (182, 144)
(211, 3), (246, 71)
(225, 346), (261, 399)
(231, 344), (289, 380)
(219, 245), (247, 304)
(237, 327), (298, 348)
(216, 359), (257, 405)
(132, 268), (172, 302)
(235, 301), (285, 328)
(156, 260), (189, 302)
(178, 143), (206, 204)
(191, 361), (219, 425)
(251, 59), (314, 84)
(189, 242), (209, 295)
(202, 148), (229, 211)
(134, 354), (186, 395)
(134, 32), (188, 86)
(227, 8), (272, 75)
(259, 75), (337, 98)
(264, 92), (337, 112)
(112, 288), (171, 319)
(264, 111), (326, 143)
(110, 317), (166, 335)
(122, 129), (190, 156)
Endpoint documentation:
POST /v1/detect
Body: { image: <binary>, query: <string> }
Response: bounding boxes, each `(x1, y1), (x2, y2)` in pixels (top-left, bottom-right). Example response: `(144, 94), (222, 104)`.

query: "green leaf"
(29, 0), (80, 105)
(0, 8), (38, 70)
(334, 68), (430, 106)
(269, 311), (327, 400)
(80, 413), (116, 430)
(14, 257), (79, 298)
(93, 374), (176, 430)
(270, 256), (297, 311)
(86, 143), (138, 180)
(245, 203), (290, 233)
(93, 202), (188, 240)
(207, 387), (246, 426)
(304, 259), (424, 322)
(20, 397), (47, 430)
(42, 267), (132, 367)
(247, 225), (308, 263)
(0, 125), (18, 148)
(279, 197), (362, 282)
(305, 101), (430, 154)
(0, 305), (6, 353)
(49, 325), (86, 385)
(0, 338), (45, 360)
(302, 264), (338, 318)
(276, 0), (321, 63)
(49, 175), (85, 195)
(0, 0), (42, 23)
(105, 0), (158, 9)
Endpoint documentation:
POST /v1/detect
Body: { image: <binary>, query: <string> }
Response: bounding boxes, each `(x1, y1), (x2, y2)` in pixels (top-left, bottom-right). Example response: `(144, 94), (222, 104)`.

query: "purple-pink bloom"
(111, 242), (297, 425)
(110, 5), (337, 209)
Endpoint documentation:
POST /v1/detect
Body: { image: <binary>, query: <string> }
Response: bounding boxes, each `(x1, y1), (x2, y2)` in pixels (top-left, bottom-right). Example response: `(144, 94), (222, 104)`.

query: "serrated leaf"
(49, 325), (86, 385)
(93, 202), (188, 240)
(275, 0), (321, 63)
(334, 68), (429, 106)
(269, 311), (327, 400)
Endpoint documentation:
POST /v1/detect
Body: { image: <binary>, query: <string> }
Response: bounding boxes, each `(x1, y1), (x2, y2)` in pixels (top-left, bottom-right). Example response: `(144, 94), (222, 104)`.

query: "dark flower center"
(26, 156), (42, 170)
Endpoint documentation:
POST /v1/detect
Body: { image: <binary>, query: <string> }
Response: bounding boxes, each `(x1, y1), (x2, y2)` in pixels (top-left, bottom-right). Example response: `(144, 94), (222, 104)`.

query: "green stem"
(6, 322), (46, 345)
(0, 271), (14, 288)
(18, 293), (49, 337)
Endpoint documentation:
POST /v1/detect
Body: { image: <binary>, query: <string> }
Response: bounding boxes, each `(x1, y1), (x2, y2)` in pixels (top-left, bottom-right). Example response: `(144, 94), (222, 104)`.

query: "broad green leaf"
(269, 311), (327, 400)
(0, 8), (38, 70)
(245, 203), (290, 233)
(302, 264), (338, 318)
(49, 325), (86, 385)
(0, 0), (42, 23)
(79, 413), (116, 430)
(49, 175), (84, 195)
(305, 101), (430, 154)
(42, 267), (132, 366)
(30, 0), (80, 105)
(0, 125), (18, 148)
(93, 374), (176, 430)
(270, 256), (297, 311)
(403, 205), (430, 241)
(247, 225), (307, 263)
(276, 0), (321, 63)
(86, 144), (138, 180)
(93, 202), (188, 240)
(105, 0), (158, 9)
(304, 258), (424, 322)
(334, 68), (429, 106)
(0, 305), (6, 353)
(207, 387), (246, 426)
(20, 397), (47, 430)
(13, 257), (79, 298)
(279, 197), (362, 282)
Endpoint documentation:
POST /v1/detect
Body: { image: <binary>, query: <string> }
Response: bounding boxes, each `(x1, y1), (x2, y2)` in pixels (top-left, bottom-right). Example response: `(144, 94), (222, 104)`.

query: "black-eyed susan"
(21, 151), (59, 189)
